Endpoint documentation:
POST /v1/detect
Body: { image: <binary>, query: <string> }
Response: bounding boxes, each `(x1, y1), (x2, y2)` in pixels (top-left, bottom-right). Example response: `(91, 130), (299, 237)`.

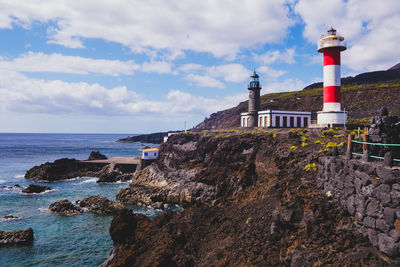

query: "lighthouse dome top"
(250, 71), (259, 79)
(318, 27), (346, 52)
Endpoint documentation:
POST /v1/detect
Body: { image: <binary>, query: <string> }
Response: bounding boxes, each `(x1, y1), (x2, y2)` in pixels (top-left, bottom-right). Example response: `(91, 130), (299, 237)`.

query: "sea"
(0, 133), (161, 267)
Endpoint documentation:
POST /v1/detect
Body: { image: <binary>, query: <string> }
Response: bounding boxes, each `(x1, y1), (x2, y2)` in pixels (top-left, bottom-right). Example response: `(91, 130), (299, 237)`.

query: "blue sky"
(0, 0), (399, 133)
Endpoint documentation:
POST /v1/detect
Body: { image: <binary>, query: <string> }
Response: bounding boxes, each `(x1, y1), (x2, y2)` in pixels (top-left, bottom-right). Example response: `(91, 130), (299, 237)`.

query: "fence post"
(362, 134), (370, 162)
(346, 134), (353, 159)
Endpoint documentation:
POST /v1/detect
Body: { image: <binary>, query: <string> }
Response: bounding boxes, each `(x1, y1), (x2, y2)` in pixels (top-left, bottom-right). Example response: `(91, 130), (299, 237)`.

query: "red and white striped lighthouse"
(317, 28), (347, 126)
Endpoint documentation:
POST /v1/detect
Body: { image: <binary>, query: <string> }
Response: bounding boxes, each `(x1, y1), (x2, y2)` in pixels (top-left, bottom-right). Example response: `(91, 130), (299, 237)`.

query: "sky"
(0, 0), (399, 134)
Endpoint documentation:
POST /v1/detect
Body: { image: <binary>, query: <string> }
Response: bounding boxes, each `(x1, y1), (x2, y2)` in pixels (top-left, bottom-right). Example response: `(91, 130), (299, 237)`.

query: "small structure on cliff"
(141, 147), (159, 159)
(241, 72), (311, 128)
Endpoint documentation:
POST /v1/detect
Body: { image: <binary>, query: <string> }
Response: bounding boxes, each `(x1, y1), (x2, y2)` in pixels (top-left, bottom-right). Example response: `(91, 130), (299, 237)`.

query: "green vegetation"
(304, 163), (317, 171)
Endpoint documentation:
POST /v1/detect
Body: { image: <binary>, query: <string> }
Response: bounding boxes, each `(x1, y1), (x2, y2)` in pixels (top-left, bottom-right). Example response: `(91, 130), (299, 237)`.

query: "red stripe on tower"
(323, 86), (341, 102)
(323, 50), (340, 66)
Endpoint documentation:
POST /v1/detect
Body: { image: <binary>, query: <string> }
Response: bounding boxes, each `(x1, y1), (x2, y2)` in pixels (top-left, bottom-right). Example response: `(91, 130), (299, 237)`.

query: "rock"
(383, 207), (396, 226)
(77, 195), (124, 215)
(0, 228), (34, 245)
(1, 215), (20, 221)
(25, 158), (103, 181)
(377, 233), (398, 257)
(346, 195), (355, 215)
(361, 184), (374, 197)
(88, 151), (107, 160)
(391, 186), (400, 206)
(368, 229), (378, 247)
(97, 164), (132, 183)
(49, 199), (83, 215)
(109, 208), (150, 244)
(376, 219), (390, 232)
(389, 229), (400, 242)
(376, 166), (395, 184)
(366, 199), (380, 218)
(22, 184), (51, 194)
(290, 249), (319, 267)
(373, 184), (391, 205)
(363, 216), (375, 229)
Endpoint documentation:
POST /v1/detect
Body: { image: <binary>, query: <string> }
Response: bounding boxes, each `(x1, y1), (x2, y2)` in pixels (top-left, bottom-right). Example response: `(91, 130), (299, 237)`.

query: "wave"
(0, 179), (6, 184)
(21, 189), (58, 195)
(38, 207), (50, 213)
(14, 174), (25, 179)
(1, 215), (21, 221)
(76, 178), (98, 184)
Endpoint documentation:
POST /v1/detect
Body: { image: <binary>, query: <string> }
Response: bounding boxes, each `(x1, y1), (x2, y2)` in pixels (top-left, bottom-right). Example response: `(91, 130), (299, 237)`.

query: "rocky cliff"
(102, 129), (400, 266)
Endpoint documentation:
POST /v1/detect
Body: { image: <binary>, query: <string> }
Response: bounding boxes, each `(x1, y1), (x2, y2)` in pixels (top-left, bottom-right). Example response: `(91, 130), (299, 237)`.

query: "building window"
(275, 116), (280, 127)
(154, 152), (157, 156)
(283, 116), (287, 128)
(304, 117), (309, 127)
(290, 116), (294, 127)
(144, 152), (148, 156)
(297, 117), (301, 127)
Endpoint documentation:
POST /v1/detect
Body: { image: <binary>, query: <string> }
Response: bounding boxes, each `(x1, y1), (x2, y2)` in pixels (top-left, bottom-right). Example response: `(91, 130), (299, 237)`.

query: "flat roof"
(142, 148), (159, 152)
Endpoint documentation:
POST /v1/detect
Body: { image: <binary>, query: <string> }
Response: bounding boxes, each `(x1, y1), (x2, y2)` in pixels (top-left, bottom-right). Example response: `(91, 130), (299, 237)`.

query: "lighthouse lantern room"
(316, 27), (347, 126)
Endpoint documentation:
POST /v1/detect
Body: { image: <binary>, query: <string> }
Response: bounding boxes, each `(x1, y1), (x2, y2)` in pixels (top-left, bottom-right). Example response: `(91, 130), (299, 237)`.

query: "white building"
(241, 110), (311, 128)
(141, 147), (159, 159)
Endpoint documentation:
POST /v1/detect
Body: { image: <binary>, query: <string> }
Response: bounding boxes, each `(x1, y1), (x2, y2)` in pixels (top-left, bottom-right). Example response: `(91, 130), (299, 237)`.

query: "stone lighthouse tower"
(317, 28), (347, 126)
(247, 71), (261, 127)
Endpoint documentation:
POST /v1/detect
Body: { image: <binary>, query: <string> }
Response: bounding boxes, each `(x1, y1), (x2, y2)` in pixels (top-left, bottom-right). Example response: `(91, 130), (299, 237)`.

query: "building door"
(304, 117), (308, 127)
(283, 116), (287, 128)
(297, 117), (301, 128)
(290, 117), (294, 128)
(275, 116), (280, 127)
(264, 116), (268, 128)
(259, 117), (262, 127)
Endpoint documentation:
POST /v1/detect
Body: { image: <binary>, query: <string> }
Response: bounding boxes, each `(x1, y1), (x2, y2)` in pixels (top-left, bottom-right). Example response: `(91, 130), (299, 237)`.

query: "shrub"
(301, 142), (308, 147)
(333, 134), (345, 138)
(273, 133), (277, 138)
(290, 146), (298, 150)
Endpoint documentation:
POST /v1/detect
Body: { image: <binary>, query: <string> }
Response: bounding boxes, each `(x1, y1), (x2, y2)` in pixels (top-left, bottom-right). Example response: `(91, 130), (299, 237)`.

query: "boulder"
(22, 184), (51, 194)
(49, 199), (83, 215)
(378, 233), (398, 257)
(0, 228), (34, 245)
(97, 164), (132, 183)
(77, 195), (124, 215)
(88, 151), (107, 160)
(1, 215), (20, 221)
(25, 158), (103, 181)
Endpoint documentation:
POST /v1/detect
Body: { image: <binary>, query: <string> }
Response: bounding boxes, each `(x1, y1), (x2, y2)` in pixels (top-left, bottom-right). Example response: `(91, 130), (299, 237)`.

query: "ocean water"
(0, 133), (159, 267)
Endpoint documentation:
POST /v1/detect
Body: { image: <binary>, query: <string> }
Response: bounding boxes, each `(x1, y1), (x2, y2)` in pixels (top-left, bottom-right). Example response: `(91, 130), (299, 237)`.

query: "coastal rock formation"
(88, 151), (107, 160)
(1, 215), (21, 221)
(117, 132), (170, 144)
(0, 228), (34, 246)
(103, 130), (400, 266)
(49, 199), (83, 215)
(77, 195), (124, 215)
(25, 158), (104, 181)
(22, 184), (51, 194)
(97, 164), (132, 183)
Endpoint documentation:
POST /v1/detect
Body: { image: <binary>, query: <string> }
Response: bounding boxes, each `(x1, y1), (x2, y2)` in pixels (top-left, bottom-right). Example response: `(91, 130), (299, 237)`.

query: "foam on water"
(76, 178), (98, 184)
(14, 174), (25, 179)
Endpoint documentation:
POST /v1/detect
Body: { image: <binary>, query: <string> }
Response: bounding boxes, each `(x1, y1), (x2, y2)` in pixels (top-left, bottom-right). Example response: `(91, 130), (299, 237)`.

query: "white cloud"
(258, 66), (287, 79)
(0, 52), (177, 75)
(185, 74), (225, 88)
(294, 0), (400, 71)
(255, 48), (296, 65)
(0, 69), (244, 117)
(262, 78), (310, 94)
(0, 0), (294, 59)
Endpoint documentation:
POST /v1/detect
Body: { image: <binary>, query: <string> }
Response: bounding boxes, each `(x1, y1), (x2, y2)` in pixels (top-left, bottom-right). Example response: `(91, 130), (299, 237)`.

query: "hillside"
(195, 65), (400, 130)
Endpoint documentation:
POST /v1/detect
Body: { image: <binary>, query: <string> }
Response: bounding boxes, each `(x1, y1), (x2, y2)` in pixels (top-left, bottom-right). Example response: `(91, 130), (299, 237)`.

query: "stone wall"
(317, 156), (400, 256)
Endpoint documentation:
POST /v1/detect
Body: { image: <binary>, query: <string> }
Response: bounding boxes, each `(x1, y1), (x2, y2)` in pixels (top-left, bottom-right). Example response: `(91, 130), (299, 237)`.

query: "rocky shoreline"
(101, 129), (400, 266)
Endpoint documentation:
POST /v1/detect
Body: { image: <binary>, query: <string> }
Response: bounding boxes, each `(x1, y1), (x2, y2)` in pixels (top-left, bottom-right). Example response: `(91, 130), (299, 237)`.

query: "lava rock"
(49, 199), (83, 215)
(77, 195), (124, 215)
(88, 151), (108, 160)
(25, 158), (103, 181)
(22, 184), (51, 194)
(378, 233), (398, 257)
(0, 228), (34, 246)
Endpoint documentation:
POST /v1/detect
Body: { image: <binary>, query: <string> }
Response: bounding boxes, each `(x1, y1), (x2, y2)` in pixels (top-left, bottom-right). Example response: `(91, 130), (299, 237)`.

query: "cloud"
(0, 69), (244, 117)
(254, 48), (296, 65)
(258, 66), (287, 79)
(294, 0), (400, 71)
(180, 63), (251, 87)
(262, 77), (311, 94)
(184, 73), (225, 88)
(0, 0), (294, 59)
(0, 52), (177, 75)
